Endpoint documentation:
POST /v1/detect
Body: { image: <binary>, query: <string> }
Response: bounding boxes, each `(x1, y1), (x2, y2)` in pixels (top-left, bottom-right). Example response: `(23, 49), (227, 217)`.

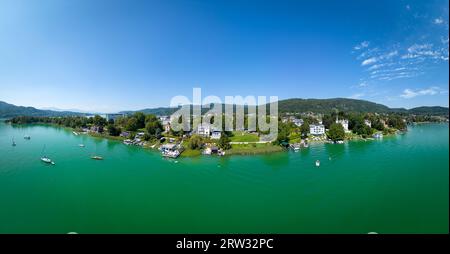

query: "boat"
(372, 133), (383, 139)
(24, 135), (31, 140)
(315, 160), (320, 167)
(79, 144), (85, 147)
(12, 137), (16, 146)
(290, 143), (301, 151)
(40, 145), (55, 165)
(91, 143), (103, 160)
(72, 131), (79, 136)
(41, 156), (55, 165)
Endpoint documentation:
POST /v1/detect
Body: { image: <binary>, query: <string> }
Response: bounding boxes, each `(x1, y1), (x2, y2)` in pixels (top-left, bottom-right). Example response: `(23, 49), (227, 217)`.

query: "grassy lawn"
(88, 132), (126, 141)
(229, 131), (259, 142)
(227, 143), (283, 155)
(180, 148), (202, 157)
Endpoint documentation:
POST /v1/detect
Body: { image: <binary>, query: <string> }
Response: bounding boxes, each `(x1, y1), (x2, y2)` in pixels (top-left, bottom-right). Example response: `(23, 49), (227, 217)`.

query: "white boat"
(72, 131), (79, 136)
(315, 160), (320, 167)
(40, 145), (55, 165)
(79, 144), (85, 147)
(91, 143), (103, 160)
(91, 155), (103, 160)
(41, 156), (55, 165)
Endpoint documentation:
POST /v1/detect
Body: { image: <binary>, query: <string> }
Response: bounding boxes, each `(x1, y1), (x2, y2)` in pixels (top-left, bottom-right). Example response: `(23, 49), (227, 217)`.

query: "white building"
(163, 122), (171, 133)
(310, 124), (325, 135)
(336, 118), (349, 132)
(292, 118), (304, 127)
(197, 123), (211, 137)
(210, 130), (222, 139)
(364, 119), (371, 128)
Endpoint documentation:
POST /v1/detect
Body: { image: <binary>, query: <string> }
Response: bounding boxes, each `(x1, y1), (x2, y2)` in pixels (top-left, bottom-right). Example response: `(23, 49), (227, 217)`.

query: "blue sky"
(0, 0), (448, 112)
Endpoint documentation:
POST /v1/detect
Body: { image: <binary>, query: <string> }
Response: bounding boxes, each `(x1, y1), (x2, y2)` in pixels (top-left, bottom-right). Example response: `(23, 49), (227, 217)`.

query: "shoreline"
(7, 121), (445, 158)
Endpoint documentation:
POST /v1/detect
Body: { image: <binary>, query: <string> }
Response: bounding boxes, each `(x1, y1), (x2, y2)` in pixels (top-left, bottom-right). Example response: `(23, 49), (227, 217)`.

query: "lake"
(0, 121), (448, 233)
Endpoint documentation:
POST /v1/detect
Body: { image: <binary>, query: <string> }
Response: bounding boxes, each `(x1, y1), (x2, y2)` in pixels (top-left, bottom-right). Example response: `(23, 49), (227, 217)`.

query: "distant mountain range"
(0, 101), (86, 118)
(1, 98), (448, 118)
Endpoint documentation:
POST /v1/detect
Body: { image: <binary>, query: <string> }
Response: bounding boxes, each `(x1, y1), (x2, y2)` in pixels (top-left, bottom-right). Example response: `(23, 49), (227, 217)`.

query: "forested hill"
(277, 98), (392, 114)
(124, 98), (448, 116)
(406, 106), (449, 115)
(0, 101), (85, 118)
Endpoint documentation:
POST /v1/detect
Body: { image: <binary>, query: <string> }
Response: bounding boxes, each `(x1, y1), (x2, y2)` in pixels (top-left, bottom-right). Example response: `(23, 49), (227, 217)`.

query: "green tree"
(188, 135), (204, 150)
(145, 115), (163, 138)
(133, 112), (146, 129)
(371, 119), (385, 131)
(218, 134), (231, 150)
(125, 118), (139, 131)
(93, 115), (107, 127)
(300, 122), (310, 137)
(327, 123), (345, 141)
(387, 115), (407, 130)
(107, 124), (121, 136)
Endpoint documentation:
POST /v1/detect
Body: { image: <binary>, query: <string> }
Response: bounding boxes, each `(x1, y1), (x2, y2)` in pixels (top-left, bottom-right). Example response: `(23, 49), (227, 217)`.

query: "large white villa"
(336, 118), (349, 132)
(310, 124), (325, 135)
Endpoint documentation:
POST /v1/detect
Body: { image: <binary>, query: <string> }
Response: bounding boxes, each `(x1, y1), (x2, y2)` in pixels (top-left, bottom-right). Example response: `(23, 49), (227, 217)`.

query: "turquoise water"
(0, 122), (448, 233)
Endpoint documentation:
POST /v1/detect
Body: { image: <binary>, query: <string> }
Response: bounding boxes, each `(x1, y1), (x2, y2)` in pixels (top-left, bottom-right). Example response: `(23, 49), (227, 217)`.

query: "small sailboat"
(12, 137), (16, 146)
(41, 156), (55, 165)
(91, 143), (103, 160)
(315, 160), (320, 167)
(40, 145), (55, 165)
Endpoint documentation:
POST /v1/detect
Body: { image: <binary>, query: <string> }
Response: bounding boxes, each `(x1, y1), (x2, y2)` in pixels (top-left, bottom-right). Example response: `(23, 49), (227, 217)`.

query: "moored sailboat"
(40, 145), (55, 165)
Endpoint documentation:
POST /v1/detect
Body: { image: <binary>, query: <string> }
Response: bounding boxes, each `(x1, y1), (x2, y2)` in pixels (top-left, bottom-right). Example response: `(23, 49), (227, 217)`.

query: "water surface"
(0, 122), (448, 233)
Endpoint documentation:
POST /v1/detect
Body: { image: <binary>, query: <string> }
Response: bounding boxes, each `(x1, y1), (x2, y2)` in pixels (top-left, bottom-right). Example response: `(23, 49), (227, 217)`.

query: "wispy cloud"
(354, 41), (370, 50)
(434, 17), (444, 24)
(354, 38), (448, 82)
(361, 57), (377, 66)
(400, 86), (443, 99)
(360, 50), (398, 66)
(358, 81), (368, 87)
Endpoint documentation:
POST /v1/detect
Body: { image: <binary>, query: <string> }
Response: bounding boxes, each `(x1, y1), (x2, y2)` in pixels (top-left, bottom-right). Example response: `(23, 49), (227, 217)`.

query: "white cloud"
(361, 50), (398, 66)
(400, 87), (441, 99)
(361, 57), (377, 66)
(358, 81), (368, 87)
(354, 41), (370, 50)
(434, 17), (444, 24)
(385, 50), (398, 58)
(406, 5), (410, 10)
